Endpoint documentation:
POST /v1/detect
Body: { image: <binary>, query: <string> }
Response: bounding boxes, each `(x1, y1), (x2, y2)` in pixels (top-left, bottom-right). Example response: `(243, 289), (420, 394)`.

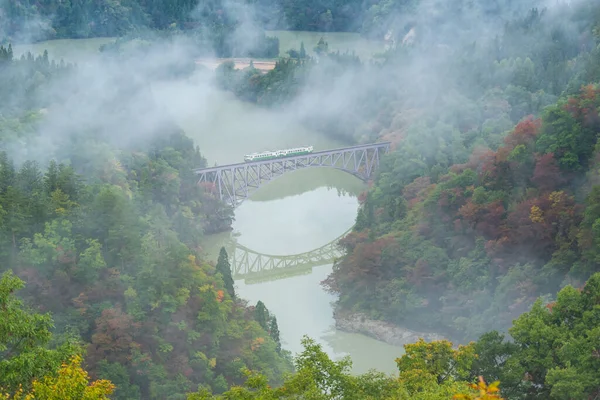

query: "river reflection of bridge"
(224, 228), (352, 284)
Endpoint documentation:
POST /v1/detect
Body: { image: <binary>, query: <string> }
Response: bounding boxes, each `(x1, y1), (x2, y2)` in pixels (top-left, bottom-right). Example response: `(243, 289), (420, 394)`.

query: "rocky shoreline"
(334, 310), (445, 347)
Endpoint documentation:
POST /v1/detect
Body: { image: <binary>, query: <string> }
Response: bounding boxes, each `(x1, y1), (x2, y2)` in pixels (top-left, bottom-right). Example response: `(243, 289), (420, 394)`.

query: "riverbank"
(333, 309), (445, 347)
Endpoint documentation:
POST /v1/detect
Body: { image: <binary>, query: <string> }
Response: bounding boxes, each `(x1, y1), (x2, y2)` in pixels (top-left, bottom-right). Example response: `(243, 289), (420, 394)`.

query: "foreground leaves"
(187, 336), (505, 400)
(2, 355), (114, 400)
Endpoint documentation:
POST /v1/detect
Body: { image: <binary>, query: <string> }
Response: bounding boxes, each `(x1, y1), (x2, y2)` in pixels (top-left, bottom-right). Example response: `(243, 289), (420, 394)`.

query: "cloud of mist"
(6, 32), (305, 169)
(7, 35), (207, 167)
(220, 0), (275, 56)
(5, 0), (597, 176)
(268, 0), (597, 148)
(190, 0), (283, 58)
(0, 0), (55, 44)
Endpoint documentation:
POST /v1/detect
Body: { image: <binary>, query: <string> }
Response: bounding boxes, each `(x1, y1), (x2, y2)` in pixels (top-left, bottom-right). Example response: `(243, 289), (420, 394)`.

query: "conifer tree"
(269, 316), (281, 353)
(216, 247), (235, 298)
(254, 300), (269, 331)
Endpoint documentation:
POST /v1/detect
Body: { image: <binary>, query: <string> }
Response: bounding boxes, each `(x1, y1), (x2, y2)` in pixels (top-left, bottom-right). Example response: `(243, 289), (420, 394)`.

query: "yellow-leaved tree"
(2, 355), (114, 400)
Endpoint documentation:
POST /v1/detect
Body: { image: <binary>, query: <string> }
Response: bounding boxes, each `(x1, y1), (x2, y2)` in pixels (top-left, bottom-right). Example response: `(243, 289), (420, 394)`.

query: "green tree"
(254, 300), (269, 331)
(216, 246), (235, 298)
(313, 37), (329, 55)
(2, 355), (115, 399)
(268, 316), (281, 353)
(186, 336), (505, 399)
(503, 274), (600, 399)
(0, 271), (76, 392)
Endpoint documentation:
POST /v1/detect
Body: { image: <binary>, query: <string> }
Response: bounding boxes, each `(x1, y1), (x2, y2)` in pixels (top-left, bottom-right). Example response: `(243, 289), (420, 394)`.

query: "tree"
(314, 37), (328, 55)
(299, 42), (306, 58)
(216, 247), (235, 298)
(186, 336), (506, 400)
(396, 339), (476, 386)
(453, 377), (503, 400)
(2, 355), (115, 399)
(504, 274), (600, 399)
(0, 271), (76, 393)
(254, 300), (269, 331)
(268, 316), (281, 353)
(86, 307), (140, 367)
(531, 153), (564, 192)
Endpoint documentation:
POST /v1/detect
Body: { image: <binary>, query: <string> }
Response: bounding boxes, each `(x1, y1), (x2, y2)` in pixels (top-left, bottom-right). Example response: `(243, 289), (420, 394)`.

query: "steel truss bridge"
(194, 142), (391, 207)
(224, 228), (351, 284)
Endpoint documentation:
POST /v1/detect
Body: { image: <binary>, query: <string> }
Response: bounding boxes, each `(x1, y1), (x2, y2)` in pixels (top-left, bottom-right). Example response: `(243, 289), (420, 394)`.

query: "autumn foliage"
(453, 377), (503, 400)
(2, 355), (115, 400)
(326, 83), (600, 344)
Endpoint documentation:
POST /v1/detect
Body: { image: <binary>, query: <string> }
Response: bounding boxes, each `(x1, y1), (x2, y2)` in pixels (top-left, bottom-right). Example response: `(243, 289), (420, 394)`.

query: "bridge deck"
(193, 142), (391, 173)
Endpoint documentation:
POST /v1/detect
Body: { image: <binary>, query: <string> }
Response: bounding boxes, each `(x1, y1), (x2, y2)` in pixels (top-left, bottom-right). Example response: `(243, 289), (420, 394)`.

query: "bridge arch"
(194, 142), (390, 207)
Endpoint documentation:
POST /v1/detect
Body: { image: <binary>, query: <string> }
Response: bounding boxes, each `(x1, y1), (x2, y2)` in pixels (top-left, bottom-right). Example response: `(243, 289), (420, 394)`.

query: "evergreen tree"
(0, 151), (16, 193)
(216, 247), (235, 298)
(299, 42), (306, 59)
(269, 316), (281, 353)
(254, 300), (269, 331)
(313, 37), (328, 55)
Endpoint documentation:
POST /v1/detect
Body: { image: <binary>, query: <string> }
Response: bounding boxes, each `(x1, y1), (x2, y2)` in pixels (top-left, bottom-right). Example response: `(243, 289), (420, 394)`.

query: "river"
(152, 72), (404, 375)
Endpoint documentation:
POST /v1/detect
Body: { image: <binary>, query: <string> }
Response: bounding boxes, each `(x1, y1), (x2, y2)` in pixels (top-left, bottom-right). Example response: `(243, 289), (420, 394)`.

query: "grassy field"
(12, 31), (384, 64)
(13, 37), (117, 63)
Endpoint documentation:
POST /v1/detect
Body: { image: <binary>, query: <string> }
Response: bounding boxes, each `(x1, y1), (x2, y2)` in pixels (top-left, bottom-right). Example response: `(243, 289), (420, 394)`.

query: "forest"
(0, 45), (293, 399)
(318, 0), (600, 344)
(0, 0), (414, 57)
(212, 0), (600, 397)
(0, 0), (414, 41)
(2, 0), (600, 399)
(214, 0), (600, 340)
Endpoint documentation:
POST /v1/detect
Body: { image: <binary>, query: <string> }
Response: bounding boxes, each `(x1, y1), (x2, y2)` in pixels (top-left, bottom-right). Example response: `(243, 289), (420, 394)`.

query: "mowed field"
(13, 37), (117, 63)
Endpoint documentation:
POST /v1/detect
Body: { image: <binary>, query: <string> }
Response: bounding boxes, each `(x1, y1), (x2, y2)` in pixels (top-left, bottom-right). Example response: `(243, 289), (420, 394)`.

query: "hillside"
(320, 1), (600, 342)
(2, 0), (600, 399)
(0, 46), (292, 399)
(208, 0), (600, 344)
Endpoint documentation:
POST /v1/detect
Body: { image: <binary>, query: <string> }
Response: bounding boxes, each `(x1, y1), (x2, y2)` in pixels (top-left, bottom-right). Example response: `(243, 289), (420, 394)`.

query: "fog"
(3, 0), (599, 346)
(5, 0), (588, 167)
